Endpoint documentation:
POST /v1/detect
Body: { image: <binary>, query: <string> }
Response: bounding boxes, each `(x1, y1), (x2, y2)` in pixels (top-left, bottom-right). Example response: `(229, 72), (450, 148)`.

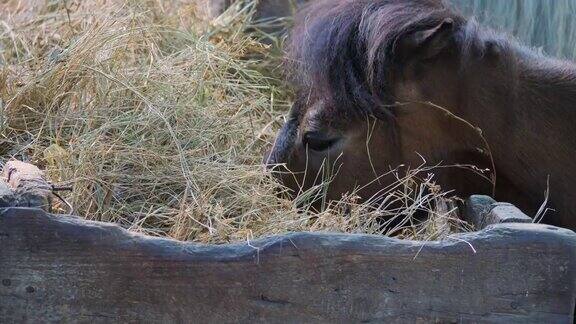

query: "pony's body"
(469, 51), (576, 227)
(267, 0), (576, 230)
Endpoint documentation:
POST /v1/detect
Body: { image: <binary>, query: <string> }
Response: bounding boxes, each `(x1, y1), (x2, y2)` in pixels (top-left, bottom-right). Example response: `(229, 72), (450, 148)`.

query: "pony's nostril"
(303, 131), (340, 152)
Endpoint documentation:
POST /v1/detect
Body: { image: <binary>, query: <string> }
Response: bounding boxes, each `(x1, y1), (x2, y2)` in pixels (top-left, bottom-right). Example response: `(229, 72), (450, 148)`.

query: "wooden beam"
(1, 208), (574, 322)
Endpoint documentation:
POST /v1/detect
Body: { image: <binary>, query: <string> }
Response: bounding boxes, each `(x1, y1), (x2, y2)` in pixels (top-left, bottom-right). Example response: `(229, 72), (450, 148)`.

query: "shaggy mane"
(286, 0), (468, 117)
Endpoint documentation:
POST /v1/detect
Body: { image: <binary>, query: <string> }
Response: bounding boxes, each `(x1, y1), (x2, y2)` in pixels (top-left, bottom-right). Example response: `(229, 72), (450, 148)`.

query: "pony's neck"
(463, 42), (576, 140)
(462, 43), (576, 209)
(516, 50), (576, 111)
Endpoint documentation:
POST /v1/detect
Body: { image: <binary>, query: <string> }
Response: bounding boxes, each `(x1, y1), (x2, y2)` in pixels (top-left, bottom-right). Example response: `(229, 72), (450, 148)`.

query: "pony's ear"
(396, 18), (455, 60)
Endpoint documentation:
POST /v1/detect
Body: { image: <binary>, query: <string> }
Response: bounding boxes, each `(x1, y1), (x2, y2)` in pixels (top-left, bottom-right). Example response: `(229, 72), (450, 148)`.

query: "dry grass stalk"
(0, 0), (473, 243)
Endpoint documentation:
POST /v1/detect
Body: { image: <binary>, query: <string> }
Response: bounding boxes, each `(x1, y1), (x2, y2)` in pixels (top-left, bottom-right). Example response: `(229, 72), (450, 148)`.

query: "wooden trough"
(0, 162), (575, 322)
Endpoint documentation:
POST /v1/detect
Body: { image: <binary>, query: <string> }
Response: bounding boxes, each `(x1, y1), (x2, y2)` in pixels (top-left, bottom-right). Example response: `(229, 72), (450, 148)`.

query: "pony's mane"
(286, 0), (486, 117)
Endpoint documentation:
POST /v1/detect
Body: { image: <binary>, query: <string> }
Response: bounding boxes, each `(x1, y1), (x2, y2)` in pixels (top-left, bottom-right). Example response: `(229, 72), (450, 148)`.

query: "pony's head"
(267, 0), (503, 204)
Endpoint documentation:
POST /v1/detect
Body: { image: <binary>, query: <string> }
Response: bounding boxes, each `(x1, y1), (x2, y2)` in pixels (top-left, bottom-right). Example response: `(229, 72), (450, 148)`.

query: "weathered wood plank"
(0, 207), (574, 323)
(1, 161), (52, 211)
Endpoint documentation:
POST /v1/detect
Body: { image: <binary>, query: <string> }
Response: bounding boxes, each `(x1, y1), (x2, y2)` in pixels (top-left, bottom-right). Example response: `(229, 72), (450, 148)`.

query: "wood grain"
(1, 208), (574, 323)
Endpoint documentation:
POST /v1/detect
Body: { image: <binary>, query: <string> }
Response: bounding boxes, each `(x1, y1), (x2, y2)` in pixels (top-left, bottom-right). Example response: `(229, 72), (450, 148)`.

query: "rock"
(0, 180), (15, 207)
(464, 194), (497, 228)
(489, 202), (533, 225)
(465, 195), (532, 229)
(1, 160), (52, 211)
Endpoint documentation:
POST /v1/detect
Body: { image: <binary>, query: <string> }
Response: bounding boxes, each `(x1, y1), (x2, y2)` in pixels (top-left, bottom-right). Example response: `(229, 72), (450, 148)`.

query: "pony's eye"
(303, 131), (340, 152)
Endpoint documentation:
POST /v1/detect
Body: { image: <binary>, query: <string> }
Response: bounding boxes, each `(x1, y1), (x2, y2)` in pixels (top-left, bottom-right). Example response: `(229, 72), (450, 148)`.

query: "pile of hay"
(0, 0), (471, 243)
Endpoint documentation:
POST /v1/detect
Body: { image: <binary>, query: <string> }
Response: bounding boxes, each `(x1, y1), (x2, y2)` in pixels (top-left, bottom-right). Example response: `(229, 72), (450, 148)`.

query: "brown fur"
(266, 0), (576, 230)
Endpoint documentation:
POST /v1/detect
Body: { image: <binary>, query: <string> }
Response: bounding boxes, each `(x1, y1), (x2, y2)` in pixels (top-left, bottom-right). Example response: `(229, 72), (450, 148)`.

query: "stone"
(1, 160), (52, 211)
(0, 180), (15, 208)
(488, 202), (533, 225)
(465, 195), (532, 229)
(464, 194), (497, 228)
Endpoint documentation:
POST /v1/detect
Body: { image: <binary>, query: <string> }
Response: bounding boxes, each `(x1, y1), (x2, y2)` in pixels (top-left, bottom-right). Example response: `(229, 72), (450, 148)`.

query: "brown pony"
(265, 0), (576, 231)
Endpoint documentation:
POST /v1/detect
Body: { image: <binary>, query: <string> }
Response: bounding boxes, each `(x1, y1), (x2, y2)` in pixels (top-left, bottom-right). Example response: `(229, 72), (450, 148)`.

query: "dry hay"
(0, 0), (473, 244)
